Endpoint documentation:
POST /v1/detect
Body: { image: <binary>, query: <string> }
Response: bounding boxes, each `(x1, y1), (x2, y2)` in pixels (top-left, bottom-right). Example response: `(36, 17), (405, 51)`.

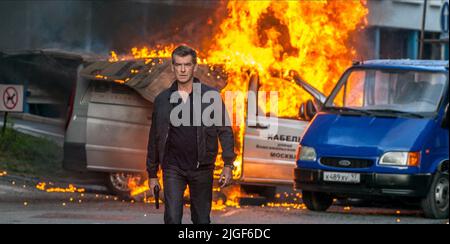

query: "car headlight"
(297, 146), (317, 162)
(380, 152), (421, 167)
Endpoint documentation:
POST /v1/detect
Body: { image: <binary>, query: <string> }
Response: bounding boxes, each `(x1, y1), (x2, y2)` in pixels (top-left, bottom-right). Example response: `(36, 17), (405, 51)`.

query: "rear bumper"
(294, 168), (433, 198)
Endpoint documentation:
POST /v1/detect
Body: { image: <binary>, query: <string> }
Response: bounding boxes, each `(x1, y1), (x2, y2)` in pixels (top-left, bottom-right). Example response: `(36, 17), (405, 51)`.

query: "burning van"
(63, 57), (323, 198)
(62, 0), (370, 200)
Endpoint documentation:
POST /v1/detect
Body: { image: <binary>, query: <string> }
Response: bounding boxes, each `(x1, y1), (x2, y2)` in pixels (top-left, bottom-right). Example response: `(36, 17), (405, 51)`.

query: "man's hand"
(149, 178), (161, 197)
(219, 166), (233, 188)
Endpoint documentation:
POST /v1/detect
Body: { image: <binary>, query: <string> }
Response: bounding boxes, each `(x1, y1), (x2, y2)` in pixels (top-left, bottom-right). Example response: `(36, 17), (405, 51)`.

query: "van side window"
(258, 78), (313, 120)
(344, 71), (365, 107)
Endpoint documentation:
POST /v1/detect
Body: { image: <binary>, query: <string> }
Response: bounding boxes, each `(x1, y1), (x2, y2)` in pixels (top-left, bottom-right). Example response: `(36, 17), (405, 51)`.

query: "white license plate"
(323, 172), (360, 183)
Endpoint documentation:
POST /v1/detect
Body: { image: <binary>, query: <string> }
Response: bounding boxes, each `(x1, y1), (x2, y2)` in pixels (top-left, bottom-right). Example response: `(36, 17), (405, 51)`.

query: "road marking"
(221, 209), (243, 217)
(13, 125), (64, 138)
(0, 184), (30, 193)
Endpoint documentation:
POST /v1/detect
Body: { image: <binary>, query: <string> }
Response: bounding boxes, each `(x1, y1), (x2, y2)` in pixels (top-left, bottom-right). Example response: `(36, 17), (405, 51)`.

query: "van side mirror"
(299, 103), (306, 121)
(299, 99), (317, 121)
(442, 104), (449, 129)
(305, 100), (317, 121)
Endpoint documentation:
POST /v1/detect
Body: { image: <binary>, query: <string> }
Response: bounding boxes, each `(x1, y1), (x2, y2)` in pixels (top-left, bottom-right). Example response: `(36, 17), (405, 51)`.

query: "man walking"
(146, 45), (236, 224)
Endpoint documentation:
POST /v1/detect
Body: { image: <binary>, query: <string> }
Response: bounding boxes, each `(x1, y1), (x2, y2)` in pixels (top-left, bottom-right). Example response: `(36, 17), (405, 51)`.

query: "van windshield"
(325, 69), (447, 116)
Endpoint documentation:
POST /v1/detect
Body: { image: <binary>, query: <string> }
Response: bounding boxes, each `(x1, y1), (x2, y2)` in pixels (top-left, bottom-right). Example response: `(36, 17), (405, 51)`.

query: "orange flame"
(208, 0), (368, 115)
(128, 179), (150, 197)
(109, 45), (175, 63)
(131, 45), (174, 59)
(109, 51), (119, 62)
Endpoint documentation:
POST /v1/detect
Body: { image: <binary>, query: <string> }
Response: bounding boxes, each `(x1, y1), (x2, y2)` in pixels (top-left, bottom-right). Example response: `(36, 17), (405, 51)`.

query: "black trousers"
(163, 164), (214, 224)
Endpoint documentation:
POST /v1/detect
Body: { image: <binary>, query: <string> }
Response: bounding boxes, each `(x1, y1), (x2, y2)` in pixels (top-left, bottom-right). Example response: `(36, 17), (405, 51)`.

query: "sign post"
(2, 112), (7, 135)
(0, 85), (24, 135)
(441, 0), (449, 37)
(441, 0), (449, 60)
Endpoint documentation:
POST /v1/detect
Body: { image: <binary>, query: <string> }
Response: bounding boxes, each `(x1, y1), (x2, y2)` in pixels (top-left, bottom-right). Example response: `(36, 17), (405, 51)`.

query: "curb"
(6, 113), (65, 127)
(0, 173), (109, 195)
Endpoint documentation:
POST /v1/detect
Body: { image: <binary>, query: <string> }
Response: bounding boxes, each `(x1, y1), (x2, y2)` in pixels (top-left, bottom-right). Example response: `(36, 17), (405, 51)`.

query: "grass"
(0, 126), (64, 178)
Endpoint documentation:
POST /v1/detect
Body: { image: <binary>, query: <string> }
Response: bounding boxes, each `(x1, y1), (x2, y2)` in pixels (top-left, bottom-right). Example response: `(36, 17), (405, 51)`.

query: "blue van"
(294, 60), (449, 219)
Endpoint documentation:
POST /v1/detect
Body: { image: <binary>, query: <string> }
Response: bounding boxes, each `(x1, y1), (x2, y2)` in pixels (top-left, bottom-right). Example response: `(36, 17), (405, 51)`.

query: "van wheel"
(302, 191), (333, 211)
(421, 172), (449, 219)
(106, 172), (145, 199)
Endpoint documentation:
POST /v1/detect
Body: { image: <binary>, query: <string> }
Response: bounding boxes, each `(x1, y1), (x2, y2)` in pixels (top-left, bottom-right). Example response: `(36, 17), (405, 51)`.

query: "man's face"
(172, 55), (198, 84)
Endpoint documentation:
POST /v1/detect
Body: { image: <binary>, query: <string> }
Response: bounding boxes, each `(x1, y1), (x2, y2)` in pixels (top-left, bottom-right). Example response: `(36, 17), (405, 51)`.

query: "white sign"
(0, 85), (24, 112)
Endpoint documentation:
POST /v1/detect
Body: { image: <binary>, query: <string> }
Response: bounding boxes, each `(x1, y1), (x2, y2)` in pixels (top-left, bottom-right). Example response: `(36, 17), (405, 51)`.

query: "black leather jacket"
(146, 78), (236, 178)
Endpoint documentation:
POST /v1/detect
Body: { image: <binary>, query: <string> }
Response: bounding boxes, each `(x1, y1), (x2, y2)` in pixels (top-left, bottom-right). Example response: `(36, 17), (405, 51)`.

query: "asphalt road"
(0, 116), (448, 224)
(0, 174), (447, 224)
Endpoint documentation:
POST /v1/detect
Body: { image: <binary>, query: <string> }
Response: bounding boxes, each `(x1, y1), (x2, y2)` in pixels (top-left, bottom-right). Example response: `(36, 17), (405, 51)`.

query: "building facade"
(364, 0), (449, 60)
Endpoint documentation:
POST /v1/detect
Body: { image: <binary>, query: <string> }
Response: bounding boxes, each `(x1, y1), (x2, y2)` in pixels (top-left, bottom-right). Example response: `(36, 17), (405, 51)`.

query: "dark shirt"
(164, 87), (199, 171)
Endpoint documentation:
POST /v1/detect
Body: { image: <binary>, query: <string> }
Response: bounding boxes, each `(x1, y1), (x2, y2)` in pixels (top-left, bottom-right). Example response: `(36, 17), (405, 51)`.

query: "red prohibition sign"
(3, 87), (19, 110)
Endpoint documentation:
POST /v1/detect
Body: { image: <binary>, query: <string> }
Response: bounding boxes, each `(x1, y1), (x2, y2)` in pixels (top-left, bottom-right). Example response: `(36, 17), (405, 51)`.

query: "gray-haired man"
(146, 45), (236, 224)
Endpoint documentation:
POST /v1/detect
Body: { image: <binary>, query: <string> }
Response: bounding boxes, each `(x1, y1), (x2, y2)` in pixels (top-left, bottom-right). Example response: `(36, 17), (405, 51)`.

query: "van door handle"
(248, 123), (270, 129)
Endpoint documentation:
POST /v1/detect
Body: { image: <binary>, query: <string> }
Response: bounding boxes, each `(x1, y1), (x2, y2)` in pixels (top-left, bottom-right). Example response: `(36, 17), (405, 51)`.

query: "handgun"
(153, 185), (160, 209)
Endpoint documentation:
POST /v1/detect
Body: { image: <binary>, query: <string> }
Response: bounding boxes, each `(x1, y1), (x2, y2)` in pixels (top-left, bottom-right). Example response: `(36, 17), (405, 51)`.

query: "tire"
(302, 191), (333, 211)
(421, 172), (449, 219)
(105, 172), (145, 199)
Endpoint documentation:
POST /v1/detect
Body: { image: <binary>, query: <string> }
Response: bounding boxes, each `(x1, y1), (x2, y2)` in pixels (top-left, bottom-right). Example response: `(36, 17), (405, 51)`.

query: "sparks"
(36, 182), (85, 193)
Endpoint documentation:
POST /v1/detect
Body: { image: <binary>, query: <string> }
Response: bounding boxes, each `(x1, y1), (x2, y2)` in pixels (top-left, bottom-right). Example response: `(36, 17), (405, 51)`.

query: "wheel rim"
(434, 177), (449, 211)
(109, 173), (141, 192)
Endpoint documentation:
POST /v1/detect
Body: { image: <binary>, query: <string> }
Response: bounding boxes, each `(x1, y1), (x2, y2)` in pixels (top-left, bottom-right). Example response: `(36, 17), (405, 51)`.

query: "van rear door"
(85, 80), (152, 173)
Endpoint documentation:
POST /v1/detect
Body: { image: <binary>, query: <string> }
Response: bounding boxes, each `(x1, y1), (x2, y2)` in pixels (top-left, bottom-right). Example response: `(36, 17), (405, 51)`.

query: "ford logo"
(338, 160), (352, 167)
